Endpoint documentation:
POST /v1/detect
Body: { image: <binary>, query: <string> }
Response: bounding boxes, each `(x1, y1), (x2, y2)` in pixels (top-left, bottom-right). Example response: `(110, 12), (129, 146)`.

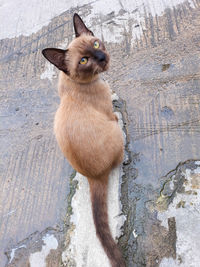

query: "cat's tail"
(88, 176), (125, 267)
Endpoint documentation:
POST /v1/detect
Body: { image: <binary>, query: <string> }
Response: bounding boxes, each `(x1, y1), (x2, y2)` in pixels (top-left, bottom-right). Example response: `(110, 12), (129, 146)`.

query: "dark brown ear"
(73, 13), (94, 37)
(42, 48), (69, 74)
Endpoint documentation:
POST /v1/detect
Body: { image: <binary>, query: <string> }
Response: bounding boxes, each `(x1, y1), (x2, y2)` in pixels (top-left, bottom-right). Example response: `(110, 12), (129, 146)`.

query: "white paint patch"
(111, 92), (119, 101)
(0, 0), (195, 40)
(132, 229), (138, 238)
(62, 111), (126, 267)
(158, 167), (200, 267)
(9, 245), (26, 263)
(88, 0), (196, 43)
(41, 62), (57, 82)
(29, 234), (58, 267)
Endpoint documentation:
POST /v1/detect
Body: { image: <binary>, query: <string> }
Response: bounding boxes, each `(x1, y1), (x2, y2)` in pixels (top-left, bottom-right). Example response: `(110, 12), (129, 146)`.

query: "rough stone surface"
(1, 0), (200, 266)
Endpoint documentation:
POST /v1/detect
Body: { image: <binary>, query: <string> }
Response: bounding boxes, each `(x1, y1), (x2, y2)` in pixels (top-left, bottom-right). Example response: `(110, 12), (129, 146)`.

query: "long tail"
(88, 176), (125, 267)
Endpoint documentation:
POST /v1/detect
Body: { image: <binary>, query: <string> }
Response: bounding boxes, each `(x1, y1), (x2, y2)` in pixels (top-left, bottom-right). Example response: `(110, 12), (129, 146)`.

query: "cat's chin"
(97, 61), (109, 73)
(69, 73), (99, 84)
(103, 62), (109, 71)
(102, 58), (110, 71)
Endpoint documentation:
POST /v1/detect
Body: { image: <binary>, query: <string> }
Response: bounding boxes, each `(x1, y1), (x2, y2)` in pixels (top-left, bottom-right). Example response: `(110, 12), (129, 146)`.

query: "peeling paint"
(9, 245), (26, 264)
(132, 229), (138, 238)
(5, 228), (62, 267)
(29, 234), (58, 267)
(0, 0), (196, 40)
(111, 92), (119, 101)
(41, 62), (57, 82)
(158, 165), (200, 267)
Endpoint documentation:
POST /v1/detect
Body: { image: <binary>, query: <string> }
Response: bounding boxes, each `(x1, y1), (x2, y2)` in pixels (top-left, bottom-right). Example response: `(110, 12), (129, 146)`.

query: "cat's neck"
(58, 72), (105, 97)
(67, 74), (100, 85)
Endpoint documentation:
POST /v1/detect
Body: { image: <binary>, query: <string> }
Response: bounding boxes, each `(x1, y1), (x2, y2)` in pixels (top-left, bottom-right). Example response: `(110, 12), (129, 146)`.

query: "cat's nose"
(94, 51), (106, 62)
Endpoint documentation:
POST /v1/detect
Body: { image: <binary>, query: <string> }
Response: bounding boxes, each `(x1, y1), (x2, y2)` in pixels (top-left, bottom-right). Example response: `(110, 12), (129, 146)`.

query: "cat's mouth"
(94, 61), (109, 74)
(97, 60), (108, 70)
(95, 52), (110, 72)
(101, 60), (109, 72)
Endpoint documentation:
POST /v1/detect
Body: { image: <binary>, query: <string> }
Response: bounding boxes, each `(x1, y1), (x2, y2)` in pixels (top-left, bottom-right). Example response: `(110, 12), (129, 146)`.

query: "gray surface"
(1, 0), (200, 266)
(0, 23), (73, 266)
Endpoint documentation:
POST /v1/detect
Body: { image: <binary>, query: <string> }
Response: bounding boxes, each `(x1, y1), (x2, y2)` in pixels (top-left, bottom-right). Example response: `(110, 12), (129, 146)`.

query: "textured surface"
(1, 0), (200, 266)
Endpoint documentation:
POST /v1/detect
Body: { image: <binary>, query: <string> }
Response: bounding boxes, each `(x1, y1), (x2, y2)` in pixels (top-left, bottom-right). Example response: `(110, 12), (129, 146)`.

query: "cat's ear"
(73, 13), (94, 37)
(42, 48), (69, 74)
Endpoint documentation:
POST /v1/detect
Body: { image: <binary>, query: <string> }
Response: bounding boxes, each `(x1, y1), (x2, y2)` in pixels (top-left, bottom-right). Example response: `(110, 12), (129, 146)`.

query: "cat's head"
(42, 14), (110, 83)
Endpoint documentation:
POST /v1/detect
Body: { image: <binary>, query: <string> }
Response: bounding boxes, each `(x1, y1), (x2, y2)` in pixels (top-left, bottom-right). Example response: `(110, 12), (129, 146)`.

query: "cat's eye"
(93, 41), (100, 49)
(80, 57), (88, 64)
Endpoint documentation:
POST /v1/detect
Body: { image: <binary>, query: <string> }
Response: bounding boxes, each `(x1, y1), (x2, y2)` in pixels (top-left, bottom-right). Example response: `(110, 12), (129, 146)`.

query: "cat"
(42, 13), (125, 267)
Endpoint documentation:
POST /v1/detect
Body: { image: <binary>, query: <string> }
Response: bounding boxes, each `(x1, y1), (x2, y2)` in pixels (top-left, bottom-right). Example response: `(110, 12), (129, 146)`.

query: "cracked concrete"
(1, 0), (200, 266)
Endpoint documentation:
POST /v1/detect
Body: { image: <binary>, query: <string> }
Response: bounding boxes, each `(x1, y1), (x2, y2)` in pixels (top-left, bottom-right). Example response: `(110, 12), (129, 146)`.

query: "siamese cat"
(42, 13), (125, 267)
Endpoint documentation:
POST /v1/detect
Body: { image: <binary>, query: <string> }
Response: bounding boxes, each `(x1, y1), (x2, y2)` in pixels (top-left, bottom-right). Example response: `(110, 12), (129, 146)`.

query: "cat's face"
(42, 14), (110, 83)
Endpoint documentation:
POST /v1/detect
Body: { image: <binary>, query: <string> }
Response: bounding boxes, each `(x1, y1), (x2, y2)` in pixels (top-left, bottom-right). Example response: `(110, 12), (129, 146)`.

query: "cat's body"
(42, 14), (125, 267)
(55, 71), (123, 177)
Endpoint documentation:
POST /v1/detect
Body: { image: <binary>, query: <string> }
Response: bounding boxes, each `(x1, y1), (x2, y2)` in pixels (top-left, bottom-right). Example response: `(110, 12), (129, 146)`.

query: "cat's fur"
(42, 13), (125, 267)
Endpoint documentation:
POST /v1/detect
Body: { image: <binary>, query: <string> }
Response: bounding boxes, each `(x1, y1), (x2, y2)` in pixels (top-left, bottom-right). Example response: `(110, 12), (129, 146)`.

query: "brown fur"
(42, 13), (125, 267)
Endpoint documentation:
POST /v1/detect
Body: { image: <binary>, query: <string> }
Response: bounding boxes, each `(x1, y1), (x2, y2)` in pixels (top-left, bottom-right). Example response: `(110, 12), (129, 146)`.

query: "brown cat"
(42, 13), (125, 267)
